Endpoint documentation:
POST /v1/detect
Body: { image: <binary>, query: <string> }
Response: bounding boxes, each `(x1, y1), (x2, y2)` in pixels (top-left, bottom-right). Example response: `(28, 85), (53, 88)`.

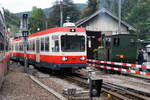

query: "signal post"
(21, 14), (29, 73)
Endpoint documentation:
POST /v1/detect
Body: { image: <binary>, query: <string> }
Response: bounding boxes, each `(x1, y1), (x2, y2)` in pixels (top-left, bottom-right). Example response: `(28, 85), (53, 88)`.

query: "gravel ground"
(35, 69), (107, 100)
(0, 62), (58, 100)
(0, 62), (107, 100)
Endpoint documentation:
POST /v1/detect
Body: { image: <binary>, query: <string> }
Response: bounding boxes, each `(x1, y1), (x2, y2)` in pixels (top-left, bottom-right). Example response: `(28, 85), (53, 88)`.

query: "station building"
(75, 8), (136, 59)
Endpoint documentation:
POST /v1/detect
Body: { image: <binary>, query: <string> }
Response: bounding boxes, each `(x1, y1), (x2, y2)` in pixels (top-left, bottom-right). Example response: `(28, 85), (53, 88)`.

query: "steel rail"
(62, 73), (150, 100)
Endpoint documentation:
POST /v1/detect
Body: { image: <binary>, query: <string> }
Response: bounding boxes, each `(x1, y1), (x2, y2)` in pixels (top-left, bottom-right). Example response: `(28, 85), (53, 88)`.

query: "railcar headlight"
(62, 57), (68, 61)
(80, 57), (85, 60)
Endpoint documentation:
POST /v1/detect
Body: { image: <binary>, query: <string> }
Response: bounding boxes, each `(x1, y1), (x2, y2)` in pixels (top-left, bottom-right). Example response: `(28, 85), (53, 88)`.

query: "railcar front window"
(61, 35), (85, 52)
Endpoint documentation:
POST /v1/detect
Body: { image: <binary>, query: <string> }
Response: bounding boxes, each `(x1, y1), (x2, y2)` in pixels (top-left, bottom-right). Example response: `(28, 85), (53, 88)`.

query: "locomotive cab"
(97, 34), (137, 63)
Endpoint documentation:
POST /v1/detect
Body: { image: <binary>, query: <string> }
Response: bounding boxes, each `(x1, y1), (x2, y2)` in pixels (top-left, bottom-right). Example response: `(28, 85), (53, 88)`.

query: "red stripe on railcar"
(12, 27), (86, 43)
(40, 55), (86, 64)
(13, 52), (86, 64)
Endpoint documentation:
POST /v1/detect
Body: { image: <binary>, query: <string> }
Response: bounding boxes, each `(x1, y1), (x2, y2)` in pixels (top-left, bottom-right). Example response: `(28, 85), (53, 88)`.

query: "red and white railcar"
(0, 8), (10, 88)
(11, 26), (87, 70)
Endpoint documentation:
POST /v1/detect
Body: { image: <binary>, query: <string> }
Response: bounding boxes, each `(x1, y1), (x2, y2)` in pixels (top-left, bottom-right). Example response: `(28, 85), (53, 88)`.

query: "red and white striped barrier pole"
(87, 59), (150, 69)
(88, 64), (150, 76)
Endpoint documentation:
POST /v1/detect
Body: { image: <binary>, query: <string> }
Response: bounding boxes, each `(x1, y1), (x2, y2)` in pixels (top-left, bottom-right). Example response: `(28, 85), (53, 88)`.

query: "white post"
(118, 0), (121, 35)
(60, 0), (63, 27)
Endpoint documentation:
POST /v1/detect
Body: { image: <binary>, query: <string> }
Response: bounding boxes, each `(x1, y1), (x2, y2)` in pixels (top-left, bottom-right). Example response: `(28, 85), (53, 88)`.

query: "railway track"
(29, 66), (150, 100)
(62, 73), (150, 100)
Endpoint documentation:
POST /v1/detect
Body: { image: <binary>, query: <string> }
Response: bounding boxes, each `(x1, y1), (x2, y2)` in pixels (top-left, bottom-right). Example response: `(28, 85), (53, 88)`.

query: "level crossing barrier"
(87, 59), (150, 76)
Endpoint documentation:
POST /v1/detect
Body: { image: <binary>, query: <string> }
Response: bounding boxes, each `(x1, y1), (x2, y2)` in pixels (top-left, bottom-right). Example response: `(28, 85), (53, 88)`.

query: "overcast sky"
(0, 0), (87, 13)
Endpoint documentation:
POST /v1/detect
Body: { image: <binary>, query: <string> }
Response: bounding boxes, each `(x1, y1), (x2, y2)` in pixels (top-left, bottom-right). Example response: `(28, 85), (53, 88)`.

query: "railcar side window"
(30, 40), (35, 51)
(41, 38), (44, 51)
(36, 39), (40, 53)
(17, 43), (19, 51)
(15, 43), (19, 51)
(21, 42), (23, 51)
(30, 41), (33, 51)
(45, 37), (49, 51)
(19, 43), (21, 51)
(113, 38), (120, 46)
(19, 42), (23, 51)
(33, 40), (35, 51)
(52, 40), (59, 52)
(55, 40), (59, 52)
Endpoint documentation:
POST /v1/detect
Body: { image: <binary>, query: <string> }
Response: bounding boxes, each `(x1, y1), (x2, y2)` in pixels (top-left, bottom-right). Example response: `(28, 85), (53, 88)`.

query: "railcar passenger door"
(36, 39), (40, 62)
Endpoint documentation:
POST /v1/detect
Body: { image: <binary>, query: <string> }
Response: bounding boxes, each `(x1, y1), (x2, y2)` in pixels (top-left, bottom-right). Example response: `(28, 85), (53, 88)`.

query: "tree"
(29, 7), (47, 33)
(81, 0), (99, 18)
(4, 9), (20, 37)
(47, 0), (80, 28)
(81, 0), (119, 18)
(126, 1), (150, 40)
(63, 0), (80, 23)
(121, 0), (139, 21)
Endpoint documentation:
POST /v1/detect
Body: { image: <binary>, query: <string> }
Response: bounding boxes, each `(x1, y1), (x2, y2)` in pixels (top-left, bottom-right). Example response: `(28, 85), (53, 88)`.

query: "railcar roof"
(12, 27), (86, 42)
(29, 27), (85, 38)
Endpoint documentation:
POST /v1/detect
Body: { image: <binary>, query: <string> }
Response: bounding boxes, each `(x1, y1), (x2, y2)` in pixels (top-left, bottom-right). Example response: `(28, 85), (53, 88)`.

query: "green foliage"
(121, 0), (139, 21)
(80, 0), (150, 40)
(81, 0), (99, 18)
(126, 1), (150, 40)
(10, 26), (20, 37)
(47, 0), (80, 28)
(98, 0), (118, 15)
(29, 7), (47, 33)
(81, 0), (119, 18)
(4, 9), (20, 37)
(4, 10), (20, 27)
